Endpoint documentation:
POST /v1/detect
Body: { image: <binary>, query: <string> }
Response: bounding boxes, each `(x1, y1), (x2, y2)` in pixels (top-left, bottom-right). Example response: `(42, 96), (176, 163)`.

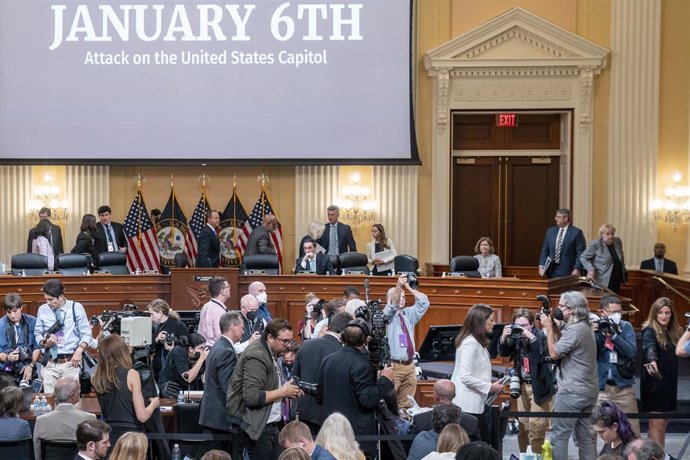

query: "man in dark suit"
(245, 213), (279, 257)
(538, 208), (586, 278)
(408, 403), (475, 460)
(411, 379), (480, 441)
(94, 205), (127, 255)
(316, 318), (394, 458)
(75, 419), (111, 460)
(292, 312), (352, 434)
(295, 238), (335, 275)
(198, 311), (244, 458)
(640, 242), (678, 275)
(26, 207), (64, 262)
(197, 210), (221, 268)
(318, 205), (356, 256)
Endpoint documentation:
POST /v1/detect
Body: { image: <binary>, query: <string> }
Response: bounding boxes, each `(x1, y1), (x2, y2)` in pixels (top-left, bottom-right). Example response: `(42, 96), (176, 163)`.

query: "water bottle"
(21, 269), (26, 277)
(177, 391), (185, 405)
(171, 443), (181, 460)
(0, 261), (5, 273)
(33, 396), (40, 410)
(40, 395), (48, 410)
(542, 439), (553, 460)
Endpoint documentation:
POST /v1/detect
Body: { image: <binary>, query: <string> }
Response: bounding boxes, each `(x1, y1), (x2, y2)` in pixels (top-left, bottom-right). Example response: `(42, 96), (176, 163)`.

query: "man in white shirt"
(198, 277), (231, 346)
(75, 419), (111, 460)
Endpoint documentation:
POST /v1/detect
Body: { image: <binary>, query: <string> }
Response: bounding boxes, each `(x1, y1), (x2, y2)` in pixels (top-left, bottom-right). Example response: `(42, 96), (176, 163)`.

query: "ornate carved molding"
(452, 67), (580, 78)
(454, 84), (572, 102)
(462, 26), (580, 59)
(578, 68), (594, 134)
(436, 67), (451, 135)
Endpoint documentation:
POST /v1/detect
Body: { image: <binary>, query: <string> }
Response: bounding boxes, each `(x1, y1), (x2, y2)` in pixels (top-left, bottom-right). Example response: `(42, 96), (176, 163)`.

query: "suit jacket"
(33, 404), (96, 460)
(318, 222), (356, 255)
(411, 407), (480, 441)
(316, 346), (394, 436)
(94, 222), (126, 254)
(197, 224), (220, 268)
(450, 335), (491, 414)
(640, 257), (678, 275)
(580, 237), (627, 289)
(538, 225), (586, 278)
(294, 254), (335, 275)
(365, 240), (397, 273)
(293, 334), (342, 425)
(311, 444), (337, 460)
(199, 336), (237, 431)
(27, 222), (63, 264)
(244, 225), (277, 257)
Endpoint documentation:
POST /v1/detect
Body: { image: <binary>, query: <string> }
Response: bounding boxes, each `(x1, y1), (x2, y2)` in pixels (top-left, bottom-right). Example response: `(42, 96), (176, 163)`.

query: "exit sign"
(496, 113), (518, 127)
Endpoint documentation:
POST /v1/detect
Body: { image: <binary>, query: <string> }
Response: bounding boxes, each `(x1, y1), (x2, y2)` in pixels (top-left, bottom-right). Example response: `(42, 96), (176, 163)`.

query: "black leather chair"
(10, 253), (48, 276)
(95, 252), (130, 275)
(0, 437), (33, 456)
(172, 403), (203, 458)
(41, 439), (79, 460)
(55, 253), (89, 276)
(449, 256), (482, 278)
(174, 252), (189, 268)
(339, 252), (370, 275)
(241, 254), (279, 275)
(394, 254), (420, 275)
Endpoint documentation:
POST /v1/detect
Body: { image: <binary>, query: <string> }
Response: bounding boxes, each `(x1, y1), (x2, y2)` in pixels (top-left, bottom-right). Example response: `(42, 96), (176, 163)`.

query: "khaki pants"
(517, 382), (553, 454)
(392, 362), (416, 409)
(41, 360), (81, 393)
(597, 385), (640, 436)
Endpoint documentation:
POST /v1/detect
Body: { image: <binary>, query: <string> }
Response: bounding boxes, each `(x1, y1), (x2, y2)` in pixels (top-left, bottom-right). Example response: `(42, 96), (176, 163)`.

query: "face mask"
(256, 292), (268, 304)
(553, 308), (565, 321)
(608, 312), (622, 325)
(283, 362), (293, 372)
(246, 310), (257, 322)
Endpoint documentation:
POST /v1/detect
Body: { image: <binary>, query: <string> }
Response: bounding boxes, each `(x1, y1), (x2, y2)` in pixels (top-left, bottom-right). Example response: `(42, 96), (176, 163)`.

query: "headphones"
(345, 318), (371, 338)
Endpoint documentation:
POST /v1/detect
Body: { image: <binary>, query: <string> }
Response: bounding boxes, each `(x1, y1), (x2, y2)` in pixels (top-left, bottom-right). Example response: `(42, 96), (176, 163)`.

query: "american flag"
(237, 189), (283, 270)
(188, 194), (211, 267)
(124, 190), (161, 273)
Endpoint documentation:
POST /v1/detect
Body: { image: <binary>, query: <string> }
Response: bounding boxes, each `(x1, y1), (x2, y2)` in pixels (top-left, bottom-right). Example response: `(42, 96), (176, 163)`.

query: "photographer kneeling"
(497, 308), (555, 454)
(158, 332), (209, 398)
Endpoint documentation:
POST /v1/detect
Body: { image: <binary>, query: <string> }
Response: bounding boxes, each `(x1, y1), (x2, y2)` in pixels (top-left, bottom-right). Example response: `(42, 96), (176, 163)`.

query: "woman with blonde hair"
(148, 298), (188, 380)
(109, 432), (148, 460)
(315, 412), (366, 460)
(422, 424), (470, 459)
(366, 223), (397, 276)
(640, 297), (683, 447)
(298, 221), (327, 258)
(580, 223), (626, 293)
(92, 334), (159, 446)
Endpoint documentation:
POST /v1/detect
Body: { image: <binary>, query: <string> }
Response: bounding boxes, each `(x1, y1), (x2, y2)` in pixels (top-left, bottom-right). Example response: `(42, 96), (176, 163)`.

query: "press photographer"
(383, 273), (430, 409)
(497, 308), (555, 454)
(593, 295), (639, 436)
(0, 293), (40, 385)
(147, 299), (188, 381)
(541, 291), (598, 460)
(157, 332), (209, 398)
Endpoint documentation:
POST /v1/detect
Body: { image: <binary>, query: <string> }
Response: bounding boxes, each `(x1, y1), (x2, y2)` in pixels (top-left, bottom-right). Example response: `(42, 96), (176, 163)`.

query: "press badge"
(609, 351), (618, 364)
(56, 330), (65, 347)
(399, 334), (408, 348)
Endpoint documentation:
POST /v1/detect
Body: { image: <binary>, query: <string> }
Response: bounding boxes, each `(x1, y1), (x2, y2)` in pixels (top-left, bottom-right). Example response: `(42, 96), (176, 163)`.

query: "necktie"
(554, 228), (565, 264)
(310, 258), (316, 272)
(328, 224), (338, 255)
(105, 224), (114, 251)
(656, 259), (663, 273)
(399, 312), (414, 361)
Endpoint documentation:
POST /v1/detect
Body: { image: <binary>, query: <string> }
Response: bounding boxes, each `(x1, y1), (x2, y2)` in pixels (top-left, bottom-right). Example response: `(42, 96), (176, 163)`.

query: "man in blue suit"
(317, 205), (356, 255)
(538, 209), (586, 278)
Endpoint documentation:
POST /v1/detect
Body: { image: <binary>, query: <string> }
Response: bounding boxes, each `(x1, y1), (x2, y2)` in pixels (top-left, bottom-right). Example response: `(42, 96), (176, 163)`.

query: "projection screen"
(0, 0), (418, 164)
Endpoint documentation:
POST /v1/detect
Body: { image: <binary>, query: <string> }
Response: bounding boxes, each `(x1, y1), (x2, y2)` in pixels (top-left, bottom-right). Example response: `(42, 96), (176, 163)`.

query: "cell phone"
(32, 378), (43, 393)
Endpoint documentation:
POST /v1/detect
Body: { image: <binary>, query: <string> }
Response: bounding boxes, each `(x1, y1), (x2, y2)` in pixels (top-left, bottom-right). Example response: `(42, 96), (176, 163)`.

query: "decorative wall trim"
(463, 26), (580, 60)
(455, 84), (572, 102)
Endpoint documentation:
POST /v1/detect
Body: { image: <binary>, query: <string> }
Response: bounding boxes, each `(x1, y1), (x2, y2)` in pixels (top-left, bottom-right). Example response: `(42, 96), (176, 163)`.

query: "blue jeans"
(550, 392), (596, 460)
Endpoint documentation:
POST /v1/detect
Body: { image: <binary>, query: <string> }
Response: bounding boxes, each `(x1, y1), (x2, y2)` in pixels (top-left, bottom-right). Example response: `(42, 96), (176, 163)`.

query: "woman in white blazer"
(451, 304), (503, 442)
(366, 224), (397, 276)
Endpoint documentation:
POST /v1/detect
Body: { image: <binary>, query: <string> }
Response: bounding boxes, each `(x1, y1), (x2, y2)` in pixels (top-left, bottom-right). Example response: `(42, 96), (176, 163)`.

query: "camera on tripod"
(91, 304), (148, 335)
(355, 300), (390, 370)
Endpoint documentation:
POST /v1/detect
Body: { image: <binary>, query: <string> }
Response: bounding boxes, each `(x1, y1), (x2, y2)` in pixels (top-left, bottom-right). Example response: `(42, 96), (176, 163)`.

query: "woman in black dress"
(71, 213), (100, 268)
(92, 334), (160, 446)
(640, 297), (683, 447)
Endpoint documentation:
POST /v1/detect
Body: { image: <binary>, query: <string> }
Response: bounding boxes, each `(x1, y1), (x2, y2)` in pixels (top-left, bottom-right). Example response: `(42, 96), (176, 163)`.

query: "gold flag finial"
(133, 173), (145, 189)
(170, 174), (174, 188)
(257, 173), (268, 187)
(233, 174), (237, 189)
(199, 173), (209, 189)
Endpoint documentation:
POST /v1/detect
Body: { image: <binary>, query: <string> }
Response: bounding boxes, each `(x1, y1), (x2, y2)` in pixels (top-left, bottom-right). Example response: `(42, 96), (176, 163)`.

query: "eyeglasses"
(557, 304), (572, 309)
(275, 338), (293, 345)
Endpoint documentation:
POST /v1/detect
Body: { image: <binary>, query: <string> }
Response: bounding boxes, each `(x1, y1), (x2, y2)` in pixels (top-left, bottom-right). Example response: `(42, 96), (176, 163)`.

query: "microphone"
(364, 278), (370, 303)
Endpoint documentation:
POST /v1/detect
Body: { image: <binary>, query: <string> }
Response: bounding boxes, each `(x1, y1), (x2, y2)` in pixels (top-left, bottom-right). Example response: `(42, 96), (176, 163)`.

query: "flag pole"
(135, 173), (144, 249)
(169, 174), (176, 247)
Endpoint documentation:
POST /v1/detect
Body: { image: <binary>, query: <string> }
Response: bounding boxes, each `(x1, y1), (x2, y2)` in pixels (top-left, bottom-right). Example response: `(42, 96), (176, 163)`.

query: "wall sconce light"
(653, 171), (690, 230)
(28, 172), (68, 222)
(338, 172), (376, 227)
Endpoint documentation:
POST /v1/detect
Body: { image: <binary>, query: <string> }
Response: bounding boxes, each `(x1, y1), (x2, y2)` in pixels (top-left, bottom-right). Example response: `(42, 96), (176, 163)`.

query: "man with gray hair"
(624, 438), (673, 460)
(542, 291), (598, 460)
(235, 294), (266, 353)
(33, 376), (96, 459)
(318, 205), (356, 255)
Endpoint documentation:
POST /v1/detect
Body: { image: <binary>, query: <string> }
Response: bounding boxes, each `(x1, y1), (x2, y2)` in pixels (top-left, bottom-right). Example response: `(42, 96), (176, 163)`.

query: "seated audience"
(158, 332), (209, 398)
(295, 238), (335, 275)
(92, 334), (159, 445)
(408, 403), (465, 460)
(0, 386), (31, 441)
(200, 450), (232, 460)
(384, 388), (412, 435)
(315, 412), (366, 460)
(279, 420), (337, 460)
(30, 219), (55, 270)
(109, 432), (148, 460)
(473, 237), (502, 278)
(148, 298), (189, 381)
(33, 376), (96, 459)
(279, 447), (312, 460)
(411, 380), (479, 441)
(366, 223), (397, 276)
(421, 424), (470, 460)
(455, 441), (500, 460)
(76, 419), (112, 460)
(590, 401), (638, 457)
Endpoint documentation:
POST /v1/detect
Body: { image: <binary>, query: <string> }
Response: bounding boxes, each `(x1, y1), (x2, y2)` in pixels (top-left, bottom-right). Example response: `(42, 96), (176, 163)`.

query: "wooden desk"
(20, 395), (187, 421)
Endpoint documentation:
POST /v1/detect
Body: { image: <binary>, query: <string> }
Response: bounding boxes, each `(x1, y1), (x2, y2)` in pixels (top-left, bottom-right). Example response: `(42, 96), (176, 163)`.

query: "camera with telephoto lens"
(292, 376), (319, 396)
(507, 368), (521, 399)
(510, 325), (524, 340)
(535, 294), (564, 322)
(404, 273), (419, 290)
(355, 299), (390, 370)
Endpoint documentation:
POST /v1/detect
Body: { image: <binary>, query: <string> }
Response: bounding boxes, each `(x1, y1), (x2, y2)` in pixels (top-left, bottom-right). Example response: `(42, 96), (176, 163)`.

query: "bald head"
(248, 281), (266, 297)
(54, 377), (80, 404)
(240, 294), (259, 314)
(433, 379), (456, 404)
(262, 214), (278, 232)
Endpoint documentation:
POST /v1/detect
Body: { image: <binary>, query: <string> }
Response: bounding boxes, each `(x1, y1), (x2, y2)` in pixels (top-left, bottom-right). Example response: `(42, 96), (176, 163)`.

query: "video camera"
(91, 304), (148, 335)
(355, 299), (390, 370)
